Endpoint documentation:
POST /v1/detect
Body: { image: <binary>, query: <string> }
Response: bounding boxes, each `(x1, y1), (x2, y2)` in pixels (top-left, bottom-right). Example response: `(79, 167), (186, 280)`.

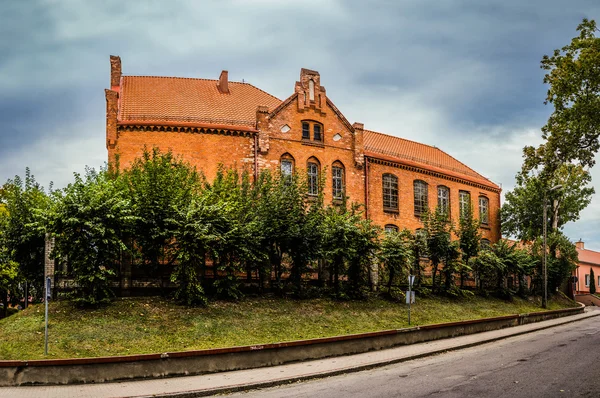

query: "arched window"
(280, 153), (294, 179)
(413, 180), (428, 216)
(459, 190), (471, 219)
(384, 224), (399, 233)
(480, 238), (491, 250)
(309, 79), (315, 101)
(301, 120), (323, 142)
(437, 186), (450, 215)
(382, 173), (399, 212)
(479, 196), (489, 225)
(307, 158), (320, 196)
(332, 161), (345, 200)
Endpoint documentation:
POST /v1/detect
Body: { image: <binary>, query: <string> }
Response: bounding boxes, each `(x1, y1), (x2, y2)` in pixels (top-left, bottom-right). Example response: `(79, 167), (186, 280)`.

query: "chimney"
(352, 122), (365, 168)
(110, 55), (122, 89)
(217, 70), (230, 94)
(576, 240), (585, 250)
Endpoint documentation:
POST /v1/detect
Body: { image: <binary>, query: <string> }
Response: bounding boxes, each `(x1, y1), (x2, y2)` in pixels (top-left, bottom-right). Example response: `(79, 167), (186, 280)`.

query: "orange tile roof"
(118, 76), (281, 128)
(578, 247), (600, 266)
(364, 130), (499, 189)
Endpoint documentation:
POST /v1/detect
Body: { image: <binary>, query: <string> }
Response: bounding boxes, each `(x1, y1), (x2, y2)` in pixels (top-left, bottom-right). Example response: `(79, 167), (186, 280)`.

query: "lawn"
(0, 294), (577, 360)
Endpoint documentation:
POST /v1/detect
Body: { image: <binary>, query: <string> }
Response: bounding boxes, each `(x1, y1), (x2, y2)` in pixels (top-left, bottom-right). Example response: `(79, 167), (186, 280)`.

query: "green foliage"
(0, 169), (50, 301)
(534, 19), (600, 170)
(590, 268), (596, 295)
(121, 147), (202, 274)
(501, 164), (594, 241)
(378, 228), (414, 294)
(422, 207), (454, 293)
(458, 203), (481, 288)
(47, 168), (133, 307)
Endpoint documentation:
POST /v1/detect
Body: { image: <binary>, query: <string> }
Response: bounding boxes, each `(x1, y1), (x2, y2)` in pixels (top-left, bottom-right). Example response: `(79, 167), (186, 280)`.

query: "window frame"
(459, 190), (471, 219)
(413, 180), (428, 216)
(382, 173), (399, 212)
(301, 122), (310, 140)
(479, 195), (489, 225)
(332, 161), (345, 201)
(384, 224), (399, 233)
(437, 185), (450, 216)
(307, 158), (320, 196)
(585, 274), (590, 287)
(280, 153), (295, 180)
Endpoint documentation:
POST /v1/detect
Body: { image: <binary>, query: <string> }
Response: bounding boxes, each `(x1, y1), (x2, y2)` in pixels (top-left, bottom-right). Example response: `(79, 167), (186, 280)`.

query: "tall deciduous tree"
(526, 19), (600, 171)
(378, 228), (414, 295)
(47, 168), (133, 306)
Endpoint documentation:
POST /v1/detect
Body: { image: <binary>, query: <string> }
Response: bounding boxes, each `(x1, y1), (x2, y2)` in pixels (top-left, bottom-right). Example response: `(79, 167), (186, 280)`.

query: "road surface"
(227, 311), (600, 398)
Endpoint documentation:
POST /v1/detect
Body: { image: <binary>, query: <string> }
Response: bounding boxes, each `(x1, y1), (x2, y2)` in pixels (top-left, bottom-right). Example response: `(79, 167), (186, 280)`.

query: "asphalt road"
(227, 310), (600, 398)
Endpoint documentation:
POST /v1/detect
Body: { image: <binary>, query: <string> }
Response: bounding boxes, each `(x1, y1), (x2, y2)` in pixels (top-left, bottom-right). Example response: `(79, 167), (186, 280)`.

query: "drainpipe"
(364, 157), (369, 220)
(253, 134), (259, 182)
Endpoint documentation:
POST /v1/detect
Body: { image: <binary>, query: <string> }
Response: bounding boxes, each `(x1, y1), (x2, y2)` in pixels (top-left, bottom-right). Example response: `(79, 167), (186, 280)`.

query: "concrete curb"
(133, 310), (600, 398)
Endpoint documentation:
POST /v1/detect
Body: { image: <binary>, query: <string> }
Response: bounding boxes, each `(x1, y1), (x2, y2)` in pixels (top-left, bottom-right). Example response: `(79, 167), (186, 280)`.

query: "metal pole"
(408, 280), (411, 326)
(543, 197), (547, 309)
(44, 286), (48, 355)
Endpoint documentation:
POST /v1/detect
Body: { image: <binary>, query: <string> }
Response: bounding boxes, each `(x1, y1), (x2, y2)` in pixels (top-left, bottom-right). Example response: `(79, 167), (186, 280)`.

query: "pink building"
(573, 240), (600, 295)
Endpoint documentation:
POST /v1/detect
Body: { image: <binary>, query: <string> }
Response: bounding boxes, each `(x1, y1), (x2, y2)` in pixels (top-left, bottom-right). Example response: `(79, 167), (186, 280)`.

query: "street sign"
(408, 275), (415, 287)
(405, 291), (415, 304)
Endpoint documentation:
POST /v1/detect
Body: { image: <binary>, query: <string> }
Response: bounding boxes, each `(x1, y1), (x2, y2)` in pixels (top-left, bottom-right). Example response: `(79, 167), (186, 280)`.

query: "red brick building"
(105, 56), (501, 242)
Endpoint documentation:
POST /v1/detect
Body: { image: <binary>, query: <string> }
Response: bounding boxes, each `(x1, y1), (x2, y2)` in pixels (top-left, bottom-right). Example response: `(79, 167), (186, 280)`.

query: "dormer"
(295, 68), (326, 114)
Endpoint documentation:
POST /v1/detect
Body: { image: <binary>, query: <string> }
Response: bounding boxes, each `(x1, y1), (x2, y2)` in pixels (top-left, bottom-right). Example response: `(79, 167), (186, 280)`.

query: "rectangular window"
(438, 186), (450, 216)
(383, 174), (399, 211)
(308, 162), (319, 196)
(302, 122), (310, 140)
(332, 166), (344, 200)
(413, 181), (428, 215)
(585, 274), (590, 287)
(459, 191), (471, 219)
(479, 196), (489, 224)
(313, 124), (322, 141)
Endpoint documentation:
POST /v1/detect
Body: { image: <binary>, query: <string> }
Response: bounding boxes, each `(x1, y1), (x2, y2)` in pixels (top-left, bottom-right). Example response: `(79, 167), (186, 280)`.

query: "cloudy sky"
(1, 0), (599, 248)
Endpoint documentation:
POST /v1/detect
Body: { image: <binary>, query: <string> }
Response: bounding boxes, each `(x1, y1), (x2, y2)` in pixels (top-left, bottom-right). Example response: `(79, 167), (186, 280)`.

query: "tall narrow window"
(309, 79), (315, 101)
(307, 160), (319, 196)
(413, 180), (428, 216)
(437, 186), (450, 215)
(302, 122), (310, 140)
(280, 153), (294, 180)
(382, 174), (399, 211)
(479, 196), (489, 225)
(459, 191), (471, 219)
(313, 124), (322, 141)
(332, 162), (345, 200)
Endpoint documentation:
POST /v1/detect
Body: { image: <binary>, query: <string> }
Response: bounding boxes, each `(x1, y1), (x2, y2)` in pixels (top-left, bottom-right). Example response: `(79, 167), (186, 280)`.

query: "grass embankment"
(0, 295), (576, 360)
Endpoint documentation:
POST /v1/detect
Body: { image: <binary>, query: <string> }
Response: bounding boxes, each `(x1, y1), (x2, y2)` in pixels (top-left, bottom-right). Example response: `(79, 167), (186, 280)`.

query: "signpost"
(406, 275), (415, 325)
(44, 277), (51, 356)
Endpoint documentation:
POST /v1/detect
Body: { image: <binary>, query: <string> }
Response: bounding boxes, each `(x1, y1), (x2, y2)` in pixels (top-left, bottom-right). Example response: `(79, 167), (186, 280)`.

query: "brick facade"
(105, 56), (502, 241)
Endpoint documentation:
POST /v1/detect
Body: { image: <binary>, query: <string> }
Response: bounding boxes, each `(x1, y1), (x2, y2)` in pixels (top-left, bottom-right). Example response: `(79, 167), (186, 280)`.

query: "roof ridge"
(364, 129), (495, 184)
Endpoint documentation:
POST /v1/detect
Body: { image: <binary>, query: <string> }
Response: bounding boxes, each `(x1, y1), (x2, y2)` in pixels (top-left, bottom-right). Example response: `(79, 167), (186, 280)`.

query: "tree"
(458, 203), (481, 288)
(526, 19), (600, 171)
(422, 207), (454, 293)
(378, 228), (414, 295)
(0, 169), (50, 302)
(47, 168), (133, 306)
(501, 163), (594, 241)
(0, 205), (20, 318)
(121, 147), (202, 278)
(590, 268), (596, 295)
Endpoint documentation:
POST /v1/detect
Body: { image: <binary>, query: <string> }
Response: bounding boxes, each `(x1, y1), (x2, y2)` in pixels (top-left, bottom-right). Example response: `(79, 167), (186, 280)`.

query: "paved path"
(1, 309), (598, 398)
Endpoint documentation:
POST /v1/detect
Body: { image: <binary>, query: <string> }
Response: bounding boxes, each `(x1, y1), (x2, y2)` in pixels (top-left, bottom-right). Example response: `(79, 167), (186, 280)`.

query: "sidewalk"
(2, 308), (599, 398)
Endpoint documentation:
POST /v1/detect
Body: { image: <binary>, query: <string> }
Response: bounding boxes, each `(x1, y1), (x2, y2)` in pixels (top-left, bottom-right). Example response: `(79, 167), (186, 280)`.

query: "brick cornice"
(367, 156), (501, 194)
(117, 122), (256, 138)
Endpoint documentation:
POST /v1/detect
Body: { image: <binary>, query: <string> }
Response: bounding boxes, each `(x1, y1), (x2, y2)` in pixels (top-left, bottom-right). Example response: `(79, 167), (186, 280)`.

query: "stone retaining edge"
(0, 304), (585, 387)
